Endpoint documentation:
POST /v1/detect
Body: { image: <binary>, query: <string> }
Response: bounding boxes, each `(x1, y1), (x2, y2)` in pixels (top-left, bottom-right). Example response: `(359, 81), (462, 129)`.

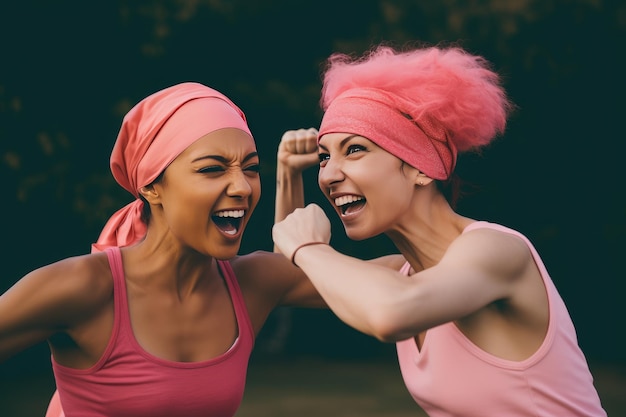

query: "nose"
(226, 169), (254, 198)
(318, 157), (344, 189)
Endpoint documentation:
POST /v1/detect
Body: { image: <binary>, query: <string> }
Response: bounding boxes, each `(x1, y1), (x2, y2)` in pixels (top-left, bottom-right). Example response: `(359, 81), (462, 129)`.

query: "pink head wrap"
(92, 82), (252, 252)
(318, 87), (456, 180)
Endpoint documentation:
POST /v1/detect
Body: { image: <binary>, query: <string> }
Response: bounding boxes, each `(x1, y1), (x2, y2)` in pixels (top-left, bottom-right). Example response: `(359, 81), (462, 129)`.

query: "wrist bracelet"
(291, 241), (327, 266)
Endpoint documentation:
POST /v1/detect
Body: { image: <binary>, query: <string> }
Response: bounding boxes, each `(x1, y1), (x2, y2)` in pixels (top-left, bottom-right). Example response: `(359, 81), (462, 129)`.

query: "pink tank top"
(396, 221), (606, 416)
(51, 247), (255, 417)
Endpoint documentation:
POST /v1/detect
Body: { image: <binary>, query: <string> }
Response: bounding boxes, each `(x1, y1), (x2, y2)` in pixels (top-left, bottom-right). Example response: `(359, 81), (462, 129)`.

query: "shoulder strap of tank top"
(104, 247), (130, 336)
(217, 260), (255, 344)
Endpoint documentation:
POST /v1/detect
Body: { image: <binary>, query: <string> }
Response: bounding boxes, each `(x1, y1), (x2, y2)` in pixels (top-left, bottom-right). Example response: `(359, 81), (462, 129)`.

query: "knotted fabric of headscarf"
(91, 82), (252, 253)
(318, 88), (457, 180)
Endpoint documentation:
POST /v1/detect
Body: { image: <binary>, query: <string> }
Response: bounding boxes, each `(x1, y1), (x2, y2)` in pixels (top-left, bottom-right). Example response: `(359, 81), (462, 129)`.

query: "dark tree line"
(1, 0), (625, 368)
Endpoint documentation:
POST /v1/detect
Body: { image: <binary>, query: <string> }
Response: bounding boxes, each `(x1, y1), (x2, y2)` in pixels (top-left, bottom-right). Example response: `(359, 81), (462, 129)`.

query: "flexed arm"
(273, 205), (526, 342)
(274, 128), (319, 252)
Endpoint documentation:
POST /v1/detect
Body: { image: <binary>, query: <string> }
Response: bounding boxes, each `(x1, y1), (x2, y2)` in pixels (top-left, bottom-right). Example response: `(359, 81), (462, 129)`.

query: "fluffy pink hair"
(320, 45), (513, 153)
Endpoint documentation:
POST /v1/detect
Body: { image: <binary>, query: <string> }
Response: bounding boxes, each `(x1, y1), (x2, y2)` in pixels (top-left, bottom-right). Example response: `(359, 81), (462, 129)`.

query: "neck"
(385, 191), (472, 271)
(123, 236), (218, 299)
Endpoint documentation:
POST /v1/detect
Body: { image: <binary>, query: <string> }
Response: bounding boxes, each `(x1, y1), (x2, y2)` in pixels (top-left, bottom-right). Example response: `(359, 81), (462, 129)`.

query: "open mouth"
(335, 195), (366, 216)
(211, 209), (245, 236)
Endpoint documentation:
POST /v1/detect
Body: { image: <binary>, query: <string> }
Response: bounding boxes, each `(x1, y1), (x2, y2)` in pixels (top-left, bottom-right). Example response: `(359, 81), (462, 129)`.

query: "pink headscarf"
(318, 87), (456, 180)
(92, 82), (252, 252)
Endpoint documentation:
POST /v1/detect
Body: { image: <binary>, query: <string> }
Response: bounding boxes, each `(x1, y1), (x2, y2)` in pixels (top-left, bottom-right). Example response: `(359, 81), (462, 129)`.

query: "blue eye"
(347, 144), (365, 155)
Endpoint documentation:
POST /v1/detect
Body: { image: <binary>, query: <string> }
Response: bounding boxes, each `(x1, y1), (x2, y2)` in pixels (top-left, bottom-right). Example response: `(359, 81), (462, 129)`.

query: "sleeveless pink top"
(51, 247), (255, 417)
(396, 221), (606, 416)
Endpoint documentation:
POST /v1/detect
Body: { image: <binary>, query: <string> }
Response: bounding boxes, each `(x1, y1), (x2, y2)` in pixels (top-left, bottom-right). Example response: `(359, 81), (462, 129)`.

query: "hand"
(273, 203), (331, 261)
(277, 127), (319, 174)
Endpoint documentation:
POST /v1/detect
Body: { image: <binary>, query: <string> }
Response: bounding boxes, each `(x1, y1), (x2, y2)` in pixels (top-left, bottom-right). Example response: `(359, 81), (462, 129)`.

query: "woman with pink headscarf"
(273, 44), (607, 416)
(0, 82), (330, 417)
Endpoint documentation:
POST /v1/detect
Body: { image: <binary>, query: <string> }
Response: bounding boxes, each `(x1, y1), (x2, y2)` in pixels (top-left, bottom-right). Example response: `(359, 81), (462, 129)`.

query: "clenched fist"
(273, 203), (331, 262)
(277, 127), (320, 174)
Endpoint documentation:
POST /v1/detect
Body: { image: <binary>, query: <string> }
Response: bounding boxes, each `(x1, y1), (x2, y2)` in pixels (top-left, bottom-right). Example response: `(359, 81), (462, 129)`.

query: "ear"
(139, 184), (160, 203)
(415, 172), (434, 187)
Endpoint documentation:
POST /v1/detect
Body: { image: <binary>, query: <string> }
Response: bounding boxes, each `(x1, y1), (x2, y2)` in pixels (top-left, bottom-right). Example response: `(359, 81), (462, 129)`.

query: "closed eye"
(198, 166), (224, 174)
(244, 164), (261, 174)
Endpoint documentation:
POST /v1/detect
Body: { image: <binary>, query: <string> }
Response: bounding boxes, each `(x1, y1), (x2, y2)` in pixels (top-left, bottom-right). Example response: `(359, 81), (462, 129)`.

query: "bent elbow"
(367, 311), (410, 343)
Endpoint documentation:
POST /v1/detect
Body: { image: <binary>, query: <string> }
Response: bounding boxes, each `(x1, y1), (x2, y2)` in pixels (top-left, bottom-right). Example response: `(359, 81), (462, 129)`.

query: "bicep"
(366, 254), (406, 270)
(227, 253), (323, 337)
(284, 253), (405, 308)
(276, 257), (326, 308)
(236, 251), (326, 309)
(406, 265), (506, 325)
(385, 234), (530, 338)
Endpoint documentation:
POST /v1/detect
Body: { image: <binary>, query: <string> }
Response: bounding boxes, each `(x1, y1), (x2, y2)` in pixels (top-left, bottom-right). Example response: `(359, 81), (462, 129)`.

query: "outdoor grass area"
(236, 357), (423, 417)
(236, 358), (626, 416)
(2, 356), (623, 416)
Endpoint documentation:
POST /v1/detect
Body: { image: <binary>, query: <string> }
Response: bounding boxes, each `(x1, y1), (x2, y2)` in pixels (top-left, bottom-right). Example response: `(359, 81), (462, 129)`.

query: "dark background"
(1, 0), (624, 387)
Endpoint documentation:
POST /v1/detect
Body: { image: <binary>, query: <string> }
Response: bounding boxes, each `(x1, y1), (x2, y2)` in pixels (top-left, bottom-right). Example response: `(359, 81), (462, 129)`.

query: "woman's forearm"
(275, 162), (306, 225)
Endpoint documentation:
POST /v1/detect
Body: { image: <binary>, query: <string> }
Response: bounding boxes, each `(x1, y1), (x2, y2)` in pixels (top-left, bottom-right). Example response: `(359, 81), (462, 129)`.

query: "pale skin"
(273, 129), (550, 361)
(0, 128), (326, 369)
(274, 128), (405, 269)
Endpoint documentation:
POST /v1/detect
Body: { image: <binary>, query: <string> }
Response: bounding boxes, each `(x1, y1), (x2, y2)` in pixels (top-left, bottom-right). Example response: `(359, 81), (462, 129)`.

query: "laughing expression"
(318, 133), (419, 240)
(155, 128), (261, 258)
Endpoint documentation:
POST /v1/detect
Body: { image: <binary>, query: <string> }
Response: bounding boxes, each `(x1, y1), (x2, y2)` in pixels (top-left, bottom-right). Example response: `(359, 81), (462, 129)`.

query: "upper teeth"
(214, 210), (245, 218)
(335, 195), (364, 207)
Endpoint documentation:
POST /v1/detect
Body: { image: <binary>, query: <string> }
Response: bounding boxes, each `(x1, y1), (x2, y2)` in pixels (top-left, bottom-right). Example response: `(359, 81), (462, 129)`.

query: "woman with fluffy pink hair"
(274, 44), (607, 416)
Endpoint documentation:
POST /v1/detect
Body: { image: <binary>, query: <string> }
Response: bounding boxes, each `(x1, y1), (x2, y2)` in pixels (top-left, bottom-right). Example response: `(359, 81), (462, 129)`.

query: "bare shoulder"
(230, 250), (299, 289)
(0, 251), (114, 354)
(229, 250), (323, 309)
(444, 225), (533, 281)
(21, 252), (113, 320)
(43, 252), (112, 291)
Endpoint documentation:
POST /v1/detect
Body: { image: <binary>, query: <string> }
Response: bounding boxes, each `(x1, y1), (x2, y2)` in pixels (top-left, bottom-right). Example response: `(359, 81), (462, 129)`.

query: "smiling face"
(151, 128), (261, 259)
(317, 133), (421, 241)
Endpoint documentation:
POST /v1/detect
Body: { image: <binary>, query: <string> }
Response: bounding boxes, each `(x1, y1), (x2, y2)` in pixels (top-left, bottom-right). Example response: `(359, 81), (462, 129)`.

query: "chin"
(209, 244), (241, 260)
(344, 227), (372, 242)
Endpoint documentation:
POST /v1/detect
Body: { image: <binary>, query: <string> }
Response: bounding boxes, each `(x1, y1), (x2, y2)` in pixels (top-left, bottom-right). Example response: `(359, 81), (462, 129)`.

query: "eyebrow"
(318, 134), (360, 151)
(192, 151), (259, 164)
